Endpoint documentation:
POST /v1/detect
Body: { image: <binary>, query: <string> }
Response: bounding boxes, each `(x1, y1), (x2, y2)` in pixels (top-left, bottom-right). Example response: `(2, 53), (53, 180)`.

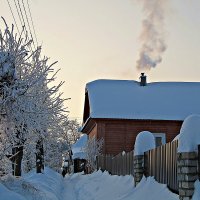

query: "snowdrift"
(1, 168), (199, 200)
(0, 167), (63, 200)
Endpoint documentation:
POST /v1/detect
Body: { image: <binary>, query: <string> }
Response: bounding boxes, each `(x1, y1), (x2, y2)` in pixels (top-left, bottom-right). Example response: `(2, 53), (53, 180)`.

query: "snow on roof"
(134, 131), (156, 156)
(178, 114), (200, 152)
(86, 79), (200, 121)
(72, 134), (88, 159)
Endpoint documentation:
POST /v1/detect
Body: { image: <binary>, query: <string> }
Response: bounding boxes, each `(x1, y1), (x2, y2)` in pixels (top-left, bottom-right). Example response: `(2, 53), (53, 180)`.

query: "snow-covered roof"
(85, 79), (200, 121)
(72, 134), (87, 159)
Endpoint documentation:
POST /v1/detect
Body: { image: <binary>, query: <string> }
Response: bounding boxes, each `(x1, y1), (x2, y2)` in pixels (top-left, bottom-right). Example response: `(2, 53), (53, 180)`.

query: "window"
(153, 133), (166, 147)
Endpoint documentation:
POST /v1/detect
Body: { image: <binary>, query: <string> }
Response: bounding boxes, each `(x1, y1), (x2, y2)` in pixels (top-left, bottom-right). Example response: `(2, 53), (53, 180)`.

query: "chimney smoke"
(136, 0), (167, 70)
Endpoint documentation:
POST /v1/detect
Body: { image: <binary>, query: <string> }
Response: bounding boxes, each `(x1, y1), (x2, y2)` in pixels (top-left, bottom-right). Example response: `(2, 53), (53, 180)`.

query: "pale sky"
(1, 0), (200, 121)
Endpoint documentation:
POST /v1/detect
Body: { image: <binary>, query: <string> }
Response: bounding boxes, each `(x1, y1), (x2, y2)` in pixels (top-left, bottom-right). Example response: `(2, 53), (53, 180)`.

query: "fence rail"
(97, 151), (134, 176)
(144, 140), (178, 193)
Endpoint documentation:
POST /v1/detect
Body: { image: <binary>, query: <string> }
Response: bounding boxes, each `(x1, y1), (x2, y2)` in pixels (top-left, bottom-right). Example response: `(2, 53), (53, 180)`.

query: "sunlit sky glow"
(1, 0), (200, 121)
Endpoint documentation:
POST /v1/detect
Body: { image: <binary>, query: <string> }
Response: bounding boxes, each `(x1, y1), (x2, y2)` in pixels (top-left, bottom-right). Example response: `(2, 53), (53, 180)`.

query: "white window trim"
(153, 133), (166, 145)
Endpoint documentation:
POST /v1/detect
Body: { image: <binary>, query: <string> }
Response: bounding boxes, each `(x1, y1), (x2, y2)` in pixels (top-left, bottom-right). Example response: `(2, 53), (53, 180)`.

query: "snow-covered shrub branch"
(84, 136), (104, 172)
(62, 119), (81, 146)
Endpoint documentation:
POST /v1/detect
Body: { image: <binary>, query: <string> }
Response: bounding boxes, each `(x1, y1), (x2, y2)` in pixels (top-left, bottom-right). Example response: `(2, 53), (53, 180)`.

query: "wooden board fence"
(144, 140), (178, 193)
(97, 151), (134, 176)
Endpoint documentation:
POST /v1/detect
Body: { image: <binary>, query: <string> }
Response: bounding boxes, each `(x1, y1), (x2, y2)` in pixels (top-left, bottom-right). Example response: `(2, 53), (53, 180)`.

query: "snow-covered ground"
(63, 171), (178, 200)
(0, 168), (63, 200)
(0, 168), (199, 200)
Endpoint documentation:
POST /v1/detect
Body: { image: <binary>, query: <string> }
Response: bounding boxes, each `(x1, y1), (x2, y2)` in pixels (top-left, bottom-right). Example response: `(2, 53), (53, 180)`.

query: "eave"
(81, 117), (96, 134)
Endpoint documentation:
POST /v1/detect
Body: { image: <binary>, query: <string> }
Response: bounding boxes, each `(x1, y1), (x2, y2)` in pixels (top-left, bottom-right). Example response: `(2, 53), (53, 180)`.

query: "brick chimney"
(140, 73), (147, 86)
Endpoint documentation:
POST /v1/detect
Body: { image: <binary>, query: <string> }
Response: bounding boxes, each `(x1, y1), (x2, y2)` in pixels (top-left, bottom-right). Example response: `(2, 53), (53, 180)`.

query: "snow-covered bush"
(62, 119), (81, 147)
(134, 131), (155, 156)
(84, 136), (104, 172)
(66, 119), (81, 145)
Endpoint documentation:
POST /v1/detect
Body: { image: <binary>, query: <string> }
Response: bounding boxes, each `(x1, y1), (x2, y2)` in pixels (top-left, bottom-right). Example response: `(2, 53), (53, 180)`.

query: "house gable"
(83, 90), (90, 123)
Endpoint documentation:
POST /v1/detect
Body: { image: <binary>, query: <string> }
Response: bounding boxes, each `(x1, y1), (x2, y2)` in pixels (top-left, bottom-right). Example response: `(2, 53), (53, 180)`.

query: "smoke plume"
(136, 0), (167, 70)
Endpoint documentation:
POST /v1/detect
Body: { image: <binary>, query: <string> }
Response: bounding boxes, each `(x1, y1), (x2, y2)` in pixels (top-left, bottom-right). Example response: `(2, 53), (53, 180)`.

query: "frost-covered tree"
(84, 136), (104, 172)
(0, 19), (69, 176)
(67, 119), (81, 144)
(0, 21), (35, 176)
(62, 119), (81, 146)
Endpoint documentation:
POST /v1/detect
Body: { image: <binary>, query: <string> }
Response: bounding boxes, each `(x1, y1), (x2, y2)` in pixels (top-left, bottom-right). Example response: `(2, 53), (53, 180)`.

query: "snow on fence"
(144, 140), (178, 193)
(97, 150), (134, 176)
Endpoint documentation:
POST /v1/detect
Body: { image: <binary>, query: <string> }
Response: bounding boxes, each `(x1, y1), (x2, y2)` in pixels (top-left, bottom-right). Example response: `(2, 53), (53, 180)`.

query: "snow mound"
(1, 167), (63, 200)
(0, 183), (26, 200)
(134, 131), (156, 156)
(63, 170), (178, 200)
(127, 176), (178, 200)
(193, 180), (200, 200)
(64, 170), (135, 200)
(0, 168), (179, 200)
(178, 114), (200, 152)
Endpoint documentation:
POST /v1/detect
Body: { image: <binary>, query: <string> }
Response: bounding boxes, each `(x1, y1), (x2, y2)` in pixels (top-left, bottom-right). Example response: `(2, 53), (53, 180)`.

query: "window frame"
(153, 133), (166, 146)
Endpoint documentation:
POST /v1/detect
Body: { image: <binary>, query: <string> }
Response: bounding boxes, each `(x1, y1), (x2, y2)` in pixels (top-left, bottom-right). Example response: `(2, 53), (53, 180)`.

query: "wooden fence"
(144, 140), (178, 193)
(97, 141), (200, 194)
(198, 145), (200, 180)
(97, 151), (134, 176)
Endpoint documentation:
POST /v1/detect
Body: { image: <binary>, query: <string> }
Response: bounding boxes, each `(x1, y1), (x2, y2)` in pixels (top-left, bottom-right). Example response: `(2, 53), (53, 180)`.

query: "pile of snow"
(193, 180), (200, 200)
(128, 176), (178, 200)
(0, 167), (63, 200)
(63, 170), (178, 200)
(0, 183), (26, 200)
(72, 134), (88, 159)
(178, 114), (200, 152)
(3, 167), (200, 200)
(134, 131), (155, 156)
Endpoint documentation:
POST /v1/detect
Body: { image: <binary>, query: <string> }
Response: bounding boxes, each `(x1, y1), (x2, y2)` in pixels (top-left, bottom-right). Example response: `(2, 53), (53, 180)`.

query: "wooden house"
(81, 74), (200, 155)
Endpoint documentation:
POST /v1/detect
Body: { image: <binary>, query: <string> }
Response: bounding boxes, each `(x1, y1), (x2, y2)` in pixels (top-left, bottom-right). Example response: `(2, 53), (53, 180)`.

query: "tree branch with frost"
(0, 19), (70, 175)
(84, 136), (104, 171)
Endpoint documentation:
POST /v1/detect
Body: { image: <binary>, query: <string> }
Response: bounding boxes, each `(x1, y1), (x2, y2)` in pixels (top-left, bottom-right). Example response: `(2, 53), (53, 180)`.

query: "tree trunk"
(36, 139), (44, 173)
(12, 146), (23, 176)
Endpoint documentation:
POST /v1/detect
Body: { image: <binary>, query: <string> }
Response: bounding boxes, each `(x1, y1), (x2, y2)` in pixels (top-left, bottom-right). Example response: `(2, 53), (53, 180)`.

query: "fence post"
(177, 152), (198, 200)
(133, 154), (144, 186)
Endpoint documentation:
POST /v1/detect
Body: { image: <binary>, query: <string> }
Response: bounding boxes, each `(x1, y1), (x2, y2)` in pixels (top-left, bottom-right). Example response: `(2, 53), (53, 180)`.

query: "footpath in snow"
(0, 167), (199, 200)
